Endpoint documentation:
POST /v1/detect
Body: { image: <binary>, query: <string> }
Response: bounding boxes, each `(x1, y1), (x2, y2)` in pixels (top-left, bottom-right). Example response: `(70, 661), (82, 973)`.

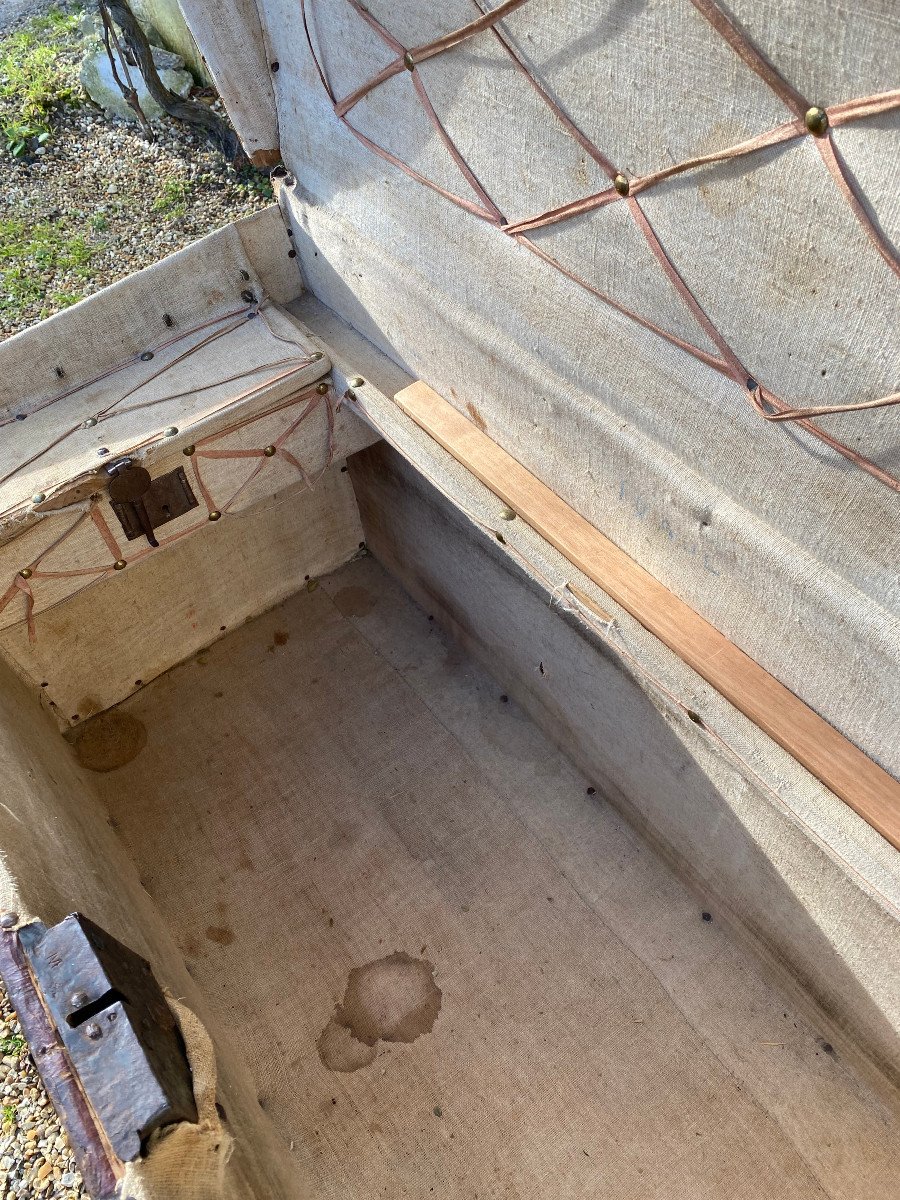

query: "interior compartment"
(49, 449), (895, 1199)
(0, 213), (895, 1199)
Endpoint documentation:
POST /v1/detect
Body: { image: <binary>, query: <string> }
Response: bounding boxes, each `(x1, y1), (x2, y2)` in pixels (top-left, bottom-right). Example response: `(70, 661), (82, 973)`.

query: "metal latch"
(0, 914), (198, 1198)
(107, 458), (198, 548)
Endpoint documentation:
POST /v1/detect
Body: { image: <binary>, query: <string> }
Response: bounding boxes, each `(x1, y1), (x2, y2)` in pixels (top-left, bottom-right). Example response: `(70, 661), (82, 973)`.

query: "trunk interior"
(62, 471), (895, 1199)
(0, 214), (895, 1199)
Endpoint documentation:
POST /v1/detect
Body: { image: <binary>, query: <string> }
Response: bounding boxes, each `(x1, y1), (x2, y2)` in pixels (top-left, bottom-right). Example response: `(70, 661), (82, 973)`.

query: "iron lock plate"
(109, 464), (198, 541)
(18, 914), (197, 1163)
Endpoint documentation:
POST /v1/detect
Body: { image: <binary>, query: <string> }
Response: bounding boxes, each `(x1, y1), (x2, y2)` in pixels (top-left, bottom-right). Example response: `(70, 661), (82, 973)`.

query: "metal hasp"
(108, 460), (198, 544)
(18, 914), (198, 1163)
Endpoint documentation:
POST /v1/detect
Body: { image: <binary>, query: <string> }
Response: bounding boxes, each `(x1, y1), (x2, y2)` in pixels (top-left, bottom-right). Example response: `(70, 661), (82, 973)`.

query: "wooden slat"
(394, 380), (900, 850)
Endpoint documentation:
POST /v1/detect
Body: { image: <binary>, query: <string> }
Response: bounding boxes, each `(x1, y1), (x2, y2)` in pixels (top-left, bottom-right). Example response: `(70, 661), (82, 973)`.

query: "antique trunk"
(0, 3), (897, 1198)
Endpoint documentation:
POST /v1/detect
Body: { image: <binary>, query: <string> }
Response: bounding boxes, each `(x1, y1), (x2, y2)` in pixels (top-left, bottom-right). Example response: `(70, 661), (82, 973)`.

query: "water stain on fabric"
(205, 925), (235, 945)
(273, 630), (290, 646)
(72, 712), (147, 772)
(317, 951), (442, 1073)
(332, 586), (376, 618)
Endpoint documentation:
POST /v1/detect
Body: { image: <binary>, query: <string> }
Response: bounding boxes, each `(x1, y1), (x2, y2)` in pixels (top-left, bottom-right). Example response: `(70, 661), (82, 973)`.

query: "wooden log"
(395, 380), (900, 850)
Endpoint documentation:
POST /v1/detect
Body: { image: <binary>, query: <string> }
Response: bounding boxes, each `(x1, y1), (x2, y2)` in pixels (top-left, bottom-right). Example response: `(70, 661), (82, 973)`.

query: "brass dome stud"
(613, 174), (630, 197)
(18, 567), (32, 579)
(208, 510), (222, 522)
(113, 559), (127, 571)
(263, 445), (277, 457)
(804, 106), (829, 137)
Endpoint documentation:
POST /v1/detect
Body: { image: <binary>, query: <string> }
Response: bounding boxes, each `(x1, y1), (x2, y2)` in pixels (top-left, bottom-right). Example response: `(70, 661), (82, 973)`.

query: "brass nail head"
(500, 505), (516, 521)
(804, 106), (828, 136)
(164, 426), (178, 437)
(19, 567), (32, 579)
(208, 510), (222, 522)
(351, 376), (365, 387)
(345, 388), (357, 402)
(32, 493), (46, 505)
(316, 382), (329, 395)
(613, 173), (630, 197)
(113, 559), (127, 571)
(183, 444), (196, 456)
(312, 351), (324, 361)
(0, 912), (18, 930)
(83, 417), (98, 428)
(263, 445), (276, 457)
(403, 51), (415, 71)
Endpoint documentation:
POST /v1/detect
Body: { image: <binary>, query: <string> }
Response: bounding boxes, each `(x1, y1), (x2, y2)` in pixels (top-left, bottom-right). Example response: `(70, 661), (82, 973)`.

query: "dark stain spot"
(182, 936), (200, 958)
(72, 712), (147, 773)
(273, 629), (289, 646)
(466, 402), (487, 432)
(317, 951), (442, 1073)
(332, 586), (376, 618)
(701, 911), (712, 923)
(316, 1021), (377, 1073)
(205, 926), (235, 945)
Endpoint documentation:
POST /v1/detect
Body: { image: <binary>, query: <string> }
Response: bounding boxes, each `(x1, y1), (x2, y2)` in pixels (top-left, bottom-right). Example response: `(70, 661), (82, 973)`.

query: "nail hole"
(270, 60), (280, 71)
(55, 366), (64, 378)
(164, 313), (174, 328)
(701, 911), (712, 922)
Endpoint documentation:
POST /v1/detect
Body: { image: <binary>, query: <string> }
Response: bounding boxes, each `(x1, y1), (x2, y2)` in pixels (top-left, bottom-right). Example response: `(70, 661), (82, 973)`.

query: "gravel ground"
(1, 4), (274, 339)
(0, 6), (270, 1196)
(0, 989), (83, 1197)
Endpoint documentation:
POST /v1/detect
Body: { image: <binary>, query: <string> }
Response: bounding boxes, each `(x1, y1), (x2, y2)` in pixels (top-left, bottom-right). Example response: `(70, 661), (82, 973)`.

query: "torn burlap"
(122, 997), (238, 1200)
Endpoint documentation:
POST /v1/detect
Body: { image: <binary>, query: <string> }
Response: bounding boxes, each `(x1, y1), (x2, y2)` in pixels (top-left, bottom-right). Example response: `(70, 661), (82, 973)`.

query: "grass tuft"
(0, 5), (83, 158)
(0, 218), (98, 321)
(151, 177), (194, 218)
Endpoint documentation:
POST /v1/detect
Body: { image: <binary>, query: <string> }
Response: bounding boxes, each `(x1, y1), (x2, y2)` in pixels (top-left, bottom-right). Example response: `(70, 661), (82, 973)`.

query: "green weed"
(0, 1032), (25, 1056)
(0, 218), (97, 321)
(151, 178), (193, 218)
(0, 6), (83, 158)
